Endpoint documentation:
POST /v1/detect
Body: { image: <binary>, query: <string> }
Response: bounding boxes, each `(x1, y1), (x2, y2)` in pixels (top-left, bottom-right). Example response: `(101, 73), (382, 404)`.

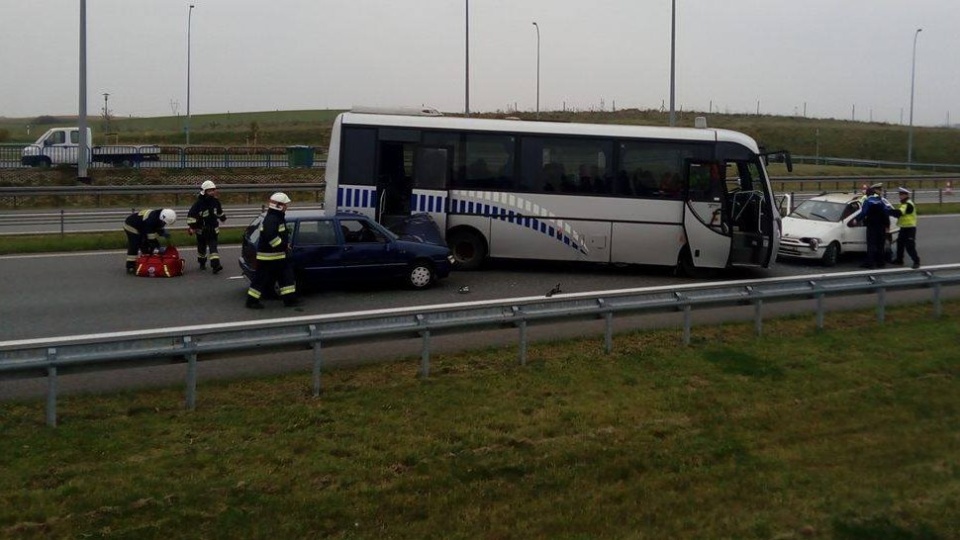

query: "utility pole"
(102, 93), (110, 134)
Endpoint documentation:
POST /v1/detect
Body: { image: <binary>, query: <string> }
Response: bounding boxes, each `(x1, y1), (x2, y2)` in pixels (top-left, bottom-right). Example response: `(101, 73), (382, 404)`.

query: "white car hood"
(781, 216), (839, 238)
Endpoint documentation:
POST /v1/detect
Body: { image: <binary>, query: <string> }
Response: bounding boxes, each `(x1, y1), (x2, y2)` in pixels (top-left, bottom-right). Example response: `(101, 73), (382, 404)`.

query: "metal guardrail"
(3, 265), (960, 426)
(769, 174), (960, 193)
(0, 204), (324, 236)
(791, 155), (960, 173)
(0, 183), (326, 235)
(0, 143), (327, 169)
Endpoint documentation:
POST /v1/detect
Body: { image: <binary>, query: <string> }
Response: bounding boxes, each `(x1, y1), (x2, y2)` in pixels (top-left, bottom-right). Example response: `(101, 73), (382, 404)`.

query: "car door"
(840, 201), (867, 252)
(337, 218), (406, 280)
(290, 219), (345, 283)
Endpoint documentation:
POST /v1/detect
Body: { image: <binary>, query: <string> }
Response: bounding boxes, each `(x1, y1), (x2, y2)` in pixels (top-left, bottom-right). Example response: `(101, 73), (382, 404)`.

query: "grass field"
(2, 302), (958, 538)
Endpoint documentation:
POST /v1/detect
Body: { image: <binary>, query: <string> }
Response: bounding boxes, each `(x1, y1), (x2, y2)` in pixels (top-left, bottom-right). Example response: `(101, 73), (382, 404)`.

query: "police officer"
(246, 192), (299, 309)
(187, 180), (227, 273)
(891, 187), (921, 269)
(855, 185), (893, 269)
(123, 208), (176, 273)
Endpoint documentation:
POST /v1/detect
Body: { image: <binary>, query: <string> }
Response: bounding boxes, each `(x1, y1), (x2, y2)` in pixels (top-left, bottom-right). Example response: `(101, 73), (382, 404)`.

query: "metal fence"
(3, 265), (959, 427)
(792, 155), (960, 173)
(0, 143), (325, 169)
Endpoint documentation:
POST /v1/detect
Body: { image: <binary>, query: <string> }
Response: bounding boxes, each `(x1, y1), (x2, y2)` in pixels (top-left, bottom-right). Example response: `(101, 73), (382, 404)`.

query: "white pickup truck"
(21, 127), (161, 167)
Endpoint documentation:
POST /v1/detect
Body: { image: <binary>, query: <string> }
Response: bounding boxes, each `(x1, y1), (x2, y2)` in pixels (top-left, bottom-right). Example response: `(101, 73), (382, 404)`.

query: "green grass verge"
(2, 302), (958, 538)
(0, 229), (246, 255)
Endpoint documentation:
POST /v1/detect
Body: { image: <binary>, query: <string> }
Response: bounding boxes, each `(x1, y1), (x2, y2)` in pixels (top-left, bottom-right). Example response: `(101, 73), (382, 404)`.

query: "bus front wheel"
(448, 229), (487, 271)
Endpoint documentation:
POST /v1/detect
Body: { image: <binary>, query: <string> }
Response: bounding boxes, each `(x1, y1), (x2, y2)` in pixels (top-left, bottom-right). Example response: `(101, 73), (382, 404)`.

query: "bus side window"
(541, 162), (565, 192)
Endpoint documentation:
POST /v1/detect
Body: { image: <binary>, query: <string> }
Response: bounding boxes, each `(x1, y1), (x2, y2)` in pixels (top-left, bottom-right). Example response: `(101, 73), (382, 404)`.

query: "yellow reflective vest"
(897, 199), (917, 228)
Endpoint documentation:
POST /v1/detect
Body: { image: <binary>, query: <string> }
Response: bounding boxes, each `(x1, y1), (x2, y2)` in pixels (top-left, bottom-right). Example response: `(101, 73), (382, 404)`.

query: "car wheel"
(821, 242), (839, 267)
(448, 229), (487, 270)
(407, 260), (436, 289)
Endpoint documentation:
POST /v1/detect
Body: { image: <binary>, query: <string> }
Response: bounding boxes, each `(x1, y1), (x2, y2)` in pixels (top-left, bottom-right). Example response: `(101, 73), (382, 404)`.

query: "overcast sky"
(2, 0), (958, 126)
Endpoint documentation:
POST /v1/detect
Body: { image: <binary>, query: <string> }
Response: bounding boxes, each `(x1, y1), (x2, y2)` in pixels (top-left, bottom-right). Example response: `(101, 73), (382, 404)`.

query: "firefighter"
(186, 180), (227, 273)
(245, 192), (299, 309)
(123, 208), (176, 273)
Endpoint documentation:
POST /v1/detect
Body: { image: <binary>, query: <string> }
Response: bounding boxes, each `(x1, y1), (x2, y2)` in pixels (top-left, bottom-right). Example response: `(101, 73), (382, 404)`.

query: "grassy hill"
(2, 108), (959, 166)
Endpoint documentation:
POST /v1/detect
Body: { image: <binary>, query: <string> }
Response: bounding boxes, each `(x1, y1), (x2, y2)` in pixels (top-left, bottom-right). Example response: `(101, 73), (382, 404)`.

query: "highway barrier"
(3, 265), (960, 427)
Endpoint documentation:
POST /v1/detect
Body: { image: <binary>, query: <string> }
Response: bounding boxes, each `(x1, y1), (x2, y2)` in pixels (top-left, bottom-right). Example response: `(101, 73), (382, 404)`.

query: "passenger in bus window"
(660, 172), (682, 198)
(541, 162), (565, 192)
(578, 164), (594, 193)
(615, 170), (632, 195)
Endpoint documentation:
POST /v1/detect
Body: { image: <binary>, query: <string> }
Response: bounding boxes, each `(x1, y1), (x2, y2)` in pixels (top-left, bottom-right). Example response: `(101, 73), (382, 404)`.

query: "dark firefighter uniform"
(123, 209), (170, 272)
(187, 192), (226, 272)
(246, 207), (297, 308)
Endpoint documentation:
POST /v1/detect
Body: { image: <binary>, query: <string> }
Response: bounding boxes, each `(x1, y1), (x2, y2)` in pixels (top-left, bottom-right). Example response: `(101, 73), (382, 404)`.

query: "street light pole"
(464, 0), (470, 116)
(532, 22), (540, 119)
(186, 4), (195, 146)
(907, 27), (922, 169)
(669, 0), (676, 127)
(78, 0), (89, 182)
(102, 92), (110, 133)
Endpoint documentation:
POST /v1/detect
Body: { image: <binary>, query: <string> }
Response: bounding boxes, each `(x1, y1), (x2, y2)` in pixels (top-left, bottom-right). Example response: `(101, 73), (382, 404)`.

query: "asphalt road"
(3, 215), (959, 400)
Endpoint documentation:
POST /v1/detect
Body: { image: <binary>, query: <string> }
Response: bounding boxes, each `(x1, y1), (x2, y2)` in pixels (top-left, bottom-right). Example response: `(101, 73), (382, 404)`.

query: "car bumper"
(777, 240), (824, 260)
(238, 257), (255, 281)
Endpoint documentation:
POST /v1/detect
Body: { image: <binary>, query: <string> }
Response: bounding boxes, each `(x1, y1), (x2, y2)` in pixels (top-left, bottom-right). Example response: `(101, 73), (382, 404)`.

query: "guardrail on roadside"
(0, 204), (324, 236)
(0, 182), (326, 210)
(3, 265), (959, 426)
(0, 143), (327, 169)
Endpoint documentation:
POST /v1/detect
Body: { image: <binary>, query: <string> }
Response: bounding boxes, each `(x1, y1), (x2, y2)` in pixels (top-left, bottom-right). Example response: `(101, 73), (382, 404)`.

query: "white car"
(778, 193), (899, 266)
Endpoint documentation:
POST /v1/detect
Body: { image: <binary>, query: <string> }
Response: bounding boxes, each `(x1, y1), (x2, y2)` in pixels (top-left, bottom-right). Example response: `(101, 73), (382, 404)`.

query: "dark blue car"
(240, 211), (454, 290)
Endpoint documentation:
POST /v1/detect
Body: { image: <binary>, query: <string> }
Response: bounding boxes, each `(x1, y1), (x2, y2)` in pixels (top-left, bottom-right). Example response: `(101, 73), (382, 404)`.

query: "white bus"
(323, 110), (786, 273)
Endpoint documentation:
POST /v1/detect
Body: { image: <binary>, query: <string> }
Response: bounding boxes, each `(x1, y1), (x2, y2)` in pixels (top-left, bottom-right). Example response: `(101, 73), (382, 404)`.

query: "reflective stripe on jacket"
(255, 208), (289, 261)
(187, 194), (225, 231)
(897, 199), (918, 228)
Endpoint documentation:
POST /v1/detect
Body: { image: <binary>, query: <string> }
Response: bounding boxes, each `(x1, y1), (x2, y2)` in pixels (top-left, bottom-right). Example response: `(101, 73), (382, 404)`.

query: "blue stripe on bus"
(346, 192), (591, 255)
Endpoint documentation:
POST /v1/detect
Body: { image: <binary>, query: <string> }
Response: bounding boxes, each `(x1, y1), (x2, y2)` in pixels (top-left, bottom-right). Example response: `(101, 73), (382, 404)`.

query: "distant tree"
(33, 116), (64, 125)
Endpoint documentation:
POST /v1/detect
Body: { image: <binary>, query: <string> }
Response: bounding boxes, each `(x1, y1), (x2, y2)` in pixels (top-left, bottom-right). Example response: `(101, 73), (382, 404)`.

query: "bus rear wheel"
(448, 229), (487, 271)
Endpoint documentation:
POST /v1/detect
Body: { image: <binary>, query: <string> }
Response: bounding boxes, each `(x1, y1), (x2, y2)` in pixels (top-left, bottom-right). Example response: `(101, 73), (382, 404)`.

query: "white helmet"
(200, 180), (217, 194)
(160, 208), (177, 226)
(268, 192), (291, 211)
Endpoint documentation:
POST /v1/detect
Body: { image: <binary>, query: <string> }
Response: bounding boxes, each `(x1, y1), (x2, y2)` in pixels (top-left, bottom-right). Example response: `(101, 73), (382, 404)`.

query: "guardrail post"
(676, 291), (691, 345)
(59, 209), (65, 236)
(600, 299), (613, 354)
(876, 283), (886, 324)
(309, 325), (323, 397)
(416, 314), (430, 378)
(754, 299), (764, 336)
(512, 306), (527, 365)
(46, 348), (58, 428)
(184, 336), (198, 410)
(932, 279), (942, 318)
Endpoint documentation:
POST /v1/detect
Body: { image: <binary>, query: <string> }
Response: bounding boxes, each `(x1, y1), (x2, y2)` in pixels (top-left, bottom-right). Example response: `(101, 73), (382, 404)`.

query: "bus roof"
(337, 112), (761, 153)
